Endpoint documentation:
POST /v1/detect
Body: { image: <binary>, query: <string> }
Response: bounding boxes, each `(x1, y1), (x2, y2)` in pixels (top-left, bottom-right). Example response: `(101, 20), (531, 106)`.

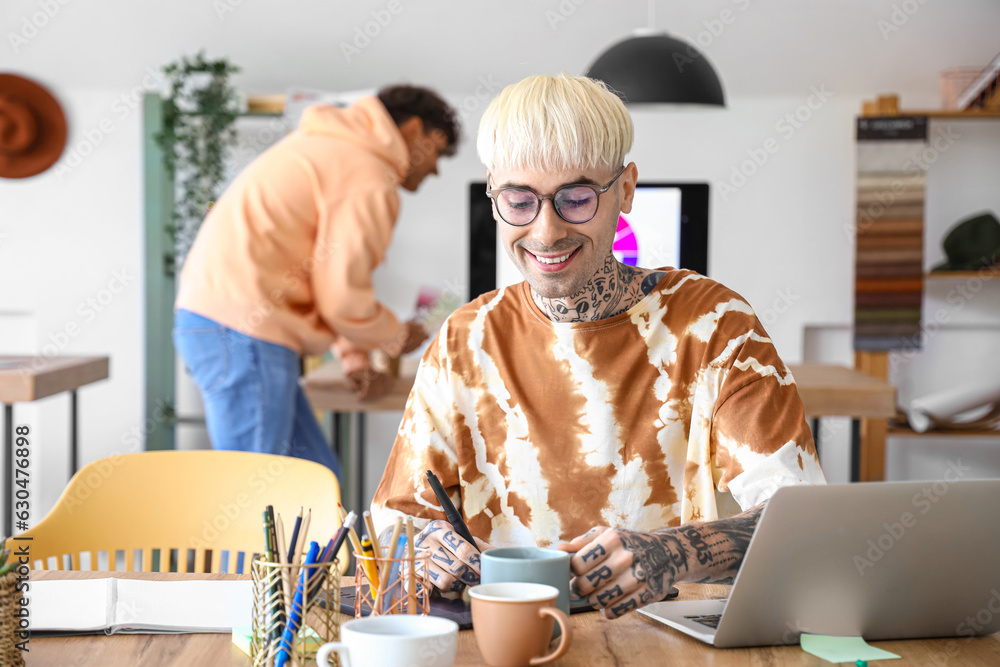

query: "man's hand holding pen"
(415, 520), (492, 592)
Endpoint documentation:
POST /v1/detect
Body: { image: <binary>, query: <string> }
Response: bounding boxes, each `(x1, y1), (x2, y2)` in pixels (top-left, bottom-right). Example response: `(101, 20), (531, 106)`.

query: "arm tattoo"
(674, 503), (766, 583)
(678, 524), (714, 565)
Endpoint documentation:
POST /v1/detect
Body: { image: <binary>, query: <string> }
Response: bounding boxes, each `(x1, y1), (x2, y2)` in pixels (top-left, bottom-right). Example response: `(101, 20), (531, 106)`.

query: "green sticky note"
(800, 633), (901, 663)
(231, 626), (253, 656)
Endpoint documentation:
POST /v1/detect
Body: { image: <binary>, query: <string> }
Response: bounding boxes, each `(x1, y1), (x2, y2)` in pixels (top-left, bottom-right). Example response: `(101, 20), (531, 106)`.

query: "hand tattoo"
(595, 585), (624, 606)
(581, 544), (606, 563)
(585, 565), (613, 586)
(618, 531), (687, 600)
(609, 598), (638, 616)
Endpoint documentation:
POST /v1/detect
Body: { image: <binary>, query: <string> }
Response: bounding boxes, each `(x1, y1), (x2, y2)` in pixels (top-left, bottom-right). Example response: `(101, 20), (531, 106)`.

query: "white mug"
(316, 615), (458, 667)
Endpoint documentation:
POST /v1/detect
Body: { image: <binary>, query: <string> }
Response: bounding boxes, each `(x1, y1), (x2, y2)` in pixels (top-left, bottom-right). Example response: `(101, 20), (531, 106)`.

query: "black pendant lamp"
(585, 3), (726, 106)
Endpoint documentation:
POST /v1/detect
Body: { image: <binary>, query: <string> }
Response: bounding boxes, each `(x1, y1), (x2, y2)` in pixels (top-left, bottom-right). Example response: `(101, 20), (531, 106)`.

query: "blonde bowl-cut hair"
(477, 73), (634, 174)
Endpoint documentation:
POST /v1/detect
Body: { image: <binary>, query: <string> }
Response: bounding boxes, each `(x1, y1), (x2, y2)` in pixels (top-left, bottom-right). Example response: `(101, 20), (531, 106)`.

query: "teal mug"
(480, 547), (572, 621)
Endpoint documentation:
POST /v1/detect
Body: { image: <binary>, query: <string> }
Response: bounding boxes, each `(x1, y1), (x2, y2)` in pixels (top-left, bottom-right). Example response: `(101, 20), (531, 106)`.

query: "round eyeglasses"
(485, 165), (627, 226)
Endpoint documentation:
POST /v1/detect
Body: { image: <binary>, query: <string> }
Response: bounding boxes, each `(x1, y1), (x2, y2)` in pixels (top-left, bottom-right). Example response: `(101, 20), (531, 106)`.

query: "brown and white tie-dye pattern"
(372, 269), (825, 546)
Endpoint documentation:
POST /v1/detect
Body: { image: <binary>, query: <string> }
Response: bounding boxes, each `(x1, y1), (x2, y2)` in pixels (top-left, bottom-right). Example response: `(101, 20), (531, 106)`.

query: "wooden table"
(303, 360), (898, 507)
(301, 357), (418, 513)
(0, 355), (109, 537)
(788, 364), (897, 482)
(27, 571), (1000, 666)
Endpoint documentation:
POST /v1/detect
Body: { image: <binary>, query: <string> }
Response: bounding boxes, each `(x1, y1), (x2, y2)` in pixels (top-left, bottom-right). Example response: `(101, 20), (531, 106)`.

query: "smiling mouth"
(526, 247), (581, 272)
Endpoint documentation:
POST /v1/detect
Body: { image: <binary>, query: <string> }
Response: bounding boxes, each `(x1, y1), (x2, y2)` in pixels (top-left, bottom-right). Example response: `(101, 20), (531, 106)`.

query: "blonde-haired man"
(372, 74), (825, 618)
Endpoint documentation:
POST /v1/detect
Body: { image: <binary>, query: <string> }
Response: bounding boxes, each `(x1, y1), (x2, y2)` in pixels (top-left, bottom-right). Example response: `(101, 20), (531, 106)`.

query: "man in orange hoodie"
(173, 85), (459, 475)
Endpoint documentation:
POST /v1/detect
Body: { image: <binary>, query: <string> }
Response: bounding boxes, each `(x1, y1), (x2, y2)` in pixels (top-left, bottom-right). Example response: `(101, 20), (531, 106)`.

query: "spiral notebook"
(31, 578), (253, 636)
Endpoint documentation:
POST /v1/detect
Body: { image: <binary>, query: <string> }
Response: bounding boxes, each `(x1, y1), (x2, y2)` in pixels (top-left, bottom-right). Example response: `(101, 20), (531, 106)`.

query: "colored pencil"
(406, 516), (416, 614)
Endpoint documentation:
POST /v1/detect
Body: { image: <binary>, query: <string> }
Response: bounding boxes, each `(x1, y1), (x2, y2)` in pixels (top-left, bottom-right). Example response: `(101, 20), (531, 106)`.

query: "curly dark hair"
(377, 84), (460, 156)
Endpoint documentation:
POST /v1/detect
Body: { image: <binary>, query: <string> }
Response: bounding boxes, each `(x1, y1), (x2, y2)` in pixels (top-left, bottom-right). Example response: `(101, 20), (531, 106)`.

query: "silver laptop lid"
(715, 478), (1000, 648)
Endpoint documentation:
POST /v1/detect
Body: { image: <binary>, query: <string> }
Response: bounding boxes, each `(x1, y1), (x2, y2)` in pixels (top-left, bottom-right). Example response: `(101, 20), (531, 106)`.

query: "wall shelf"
(889, 426), (1000, 439)
(897, 110), (1000, 119)
(925, 270), (999, 280)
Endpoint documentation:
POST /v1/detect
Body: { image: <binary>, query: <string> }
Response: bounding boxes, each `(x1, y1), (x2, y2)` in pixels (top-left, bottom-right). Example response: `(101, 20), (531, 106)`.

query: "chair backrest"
(20, 451), (347, 574)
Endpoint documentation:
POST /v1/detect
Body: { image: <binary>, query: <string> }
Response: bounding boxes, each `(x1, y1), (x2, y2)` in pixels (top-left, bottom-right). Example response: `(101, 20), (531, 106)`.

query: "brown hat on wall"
(0, 73), (67, 179)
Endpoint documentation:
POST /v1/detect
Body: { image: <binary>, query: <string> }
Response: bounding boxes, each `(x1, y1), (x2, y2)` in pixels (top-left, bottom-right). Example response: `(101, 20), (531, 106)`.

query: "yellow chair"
(19, 450), (348, 574)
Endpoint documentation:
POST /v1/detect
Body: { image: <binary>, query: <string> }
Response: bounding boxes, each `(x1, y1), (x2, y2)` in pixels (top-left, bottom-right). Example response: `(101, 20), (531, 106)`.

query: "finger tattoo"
(585, 565), (613, 586)
(595, 585), (623, 606)
(581, 544), (606, 563)
(432, 547), (456, 567)
(610, 598), (638, 617)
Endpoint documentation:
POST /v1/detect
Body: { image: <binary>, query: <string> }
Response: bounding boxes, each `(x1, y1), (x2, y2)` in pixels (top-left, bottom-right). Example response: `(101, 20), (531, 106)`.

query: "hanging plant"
(155, 52), (242, 271)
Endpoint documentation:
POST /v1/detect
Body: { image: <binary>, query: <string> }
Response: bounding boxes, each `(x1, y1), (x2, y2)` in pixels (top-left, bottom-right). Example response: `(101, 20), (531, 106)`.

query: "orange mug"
(469, 583), (573, 667)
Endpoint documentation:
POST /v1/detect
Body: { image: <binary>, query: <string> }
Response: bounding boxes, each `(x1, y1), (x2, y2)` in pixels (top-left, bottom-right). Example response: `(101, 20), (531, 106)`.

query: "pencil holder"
(0, 571), (25, 667)
(250, 555), (341, 667)
(353, 547), (432, 617)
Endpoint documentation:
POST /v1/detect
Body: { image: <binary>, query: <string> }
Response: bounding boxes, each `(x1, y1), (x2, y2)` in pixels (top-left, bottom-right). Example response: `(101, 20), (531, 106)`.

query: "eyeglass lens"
(496, 185), (599, 225)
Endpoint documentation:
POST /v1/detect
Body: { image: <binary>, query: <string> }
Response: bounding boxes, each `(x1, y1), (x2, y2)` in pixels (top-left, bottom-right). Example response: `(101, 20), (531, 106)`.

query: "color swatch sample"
(854, 116), (927, 352)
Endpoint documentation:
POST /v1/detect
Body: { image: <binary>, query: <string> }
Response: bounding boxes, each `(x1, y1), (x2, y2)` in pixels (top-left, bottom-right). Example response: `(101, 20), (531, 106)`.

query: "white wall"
(2, 1), (999, 525)
(0, 89), (146, 525)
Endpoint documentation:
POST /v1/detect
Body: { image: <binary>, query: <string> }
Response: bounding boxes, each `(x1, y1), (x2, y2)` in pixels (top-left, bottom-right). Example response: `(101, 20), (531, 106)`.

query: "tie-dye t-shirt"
(372, 269), (825, 547)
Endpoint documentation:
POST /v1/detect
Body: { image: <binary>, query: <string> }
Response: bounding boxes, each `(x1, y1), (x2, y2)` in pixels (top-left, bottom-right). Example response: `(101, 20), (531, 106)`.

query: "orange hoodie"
(175, 96), (408, 358)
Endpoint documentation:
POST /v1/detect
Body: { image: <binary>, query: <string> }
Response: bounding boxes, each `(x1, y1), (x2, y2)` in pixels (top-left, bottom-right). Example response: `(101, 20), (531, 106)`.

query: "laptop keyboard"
(684, 614), (722, 629)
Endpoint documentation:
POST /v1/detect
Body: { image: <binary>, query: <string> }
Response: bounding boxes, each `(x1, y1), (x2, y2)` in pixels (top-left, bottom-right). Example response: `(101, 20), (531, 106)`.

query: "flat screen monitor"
(468, 182), (710, 300)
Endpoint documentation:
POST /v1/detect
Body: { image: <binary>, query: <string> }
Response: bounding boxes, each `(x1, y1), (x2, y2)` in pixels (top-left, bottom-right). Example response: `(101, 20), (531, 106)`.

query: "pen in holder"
(250, 554), (341, 667)
(353, 546), (432, 617)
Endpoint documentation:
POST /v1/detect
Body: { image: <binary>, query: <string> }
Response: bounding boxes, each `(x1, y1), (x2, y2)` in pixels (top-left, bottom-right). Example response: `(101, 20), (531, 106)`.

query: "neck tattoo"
(531, 256), (665, 324)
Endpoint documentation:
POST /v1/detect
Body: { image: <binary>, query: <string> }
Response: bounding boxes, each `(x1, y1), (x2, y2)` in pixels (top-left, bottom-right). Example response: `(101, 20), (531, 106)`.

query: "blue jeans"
(173, 309), (340, 477)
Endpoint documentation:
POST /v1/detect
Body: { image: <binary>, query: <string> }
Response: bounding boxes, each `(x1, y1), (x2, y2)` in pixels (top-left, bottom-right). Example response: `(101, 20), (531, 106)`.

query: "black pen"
(425, 470), (480, 553)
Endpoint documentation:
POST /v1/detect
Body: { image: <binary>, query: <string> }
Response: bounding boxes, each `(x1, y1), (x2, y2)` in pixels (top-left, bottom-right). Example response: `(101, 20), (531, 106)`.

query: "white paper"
(30, 579), (253, 635)
(908, 380), (1000, 432)
(31, 579), (112, 633)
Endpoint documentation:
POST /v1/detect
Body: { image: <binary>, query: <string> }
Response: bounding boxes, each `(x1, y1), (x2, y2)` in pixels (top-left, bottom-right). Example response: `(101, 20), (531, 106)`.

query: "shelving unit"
(852, 100), (1000, 479)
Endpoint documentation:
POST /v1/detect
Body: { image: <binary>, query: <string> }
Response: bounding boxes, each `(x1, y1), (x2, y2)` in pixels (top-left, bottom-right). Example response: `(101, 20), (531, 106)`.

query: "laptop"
(638, 479), (1000, 647)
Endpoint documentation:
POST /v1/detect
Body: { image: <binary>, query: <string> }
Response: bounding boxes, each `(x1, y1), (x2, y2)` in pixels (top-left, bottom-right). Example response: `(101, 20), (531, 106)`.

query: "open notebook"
(31, 578), (253, 636)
